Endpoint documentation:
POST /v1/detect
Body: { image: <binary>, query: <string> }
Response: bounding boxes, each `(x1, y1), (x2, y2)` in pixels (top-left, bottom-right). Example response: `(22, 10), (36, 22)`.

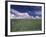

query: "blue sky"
(11, 5), (42, 17)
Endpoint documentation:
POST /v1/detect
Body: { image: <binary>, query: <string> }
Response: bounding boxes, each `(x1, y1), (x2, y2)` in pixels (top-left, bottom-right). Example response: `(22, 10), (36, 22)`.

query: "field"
(10, 19), (42, 32)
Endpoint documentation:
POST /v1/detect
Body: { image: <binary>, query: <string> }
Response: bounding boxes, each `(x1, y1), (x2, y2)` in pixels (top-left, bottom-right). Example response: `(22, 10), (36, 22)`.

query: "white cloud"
(31, 16), (41, 19)
(35, 11), (41, 15)
(31, 16), (36, 19)
(10, 9), (41, 19)
(11, 9), (20, 14)
(35, 16), (40, 19)
(10, 9), (31, 19)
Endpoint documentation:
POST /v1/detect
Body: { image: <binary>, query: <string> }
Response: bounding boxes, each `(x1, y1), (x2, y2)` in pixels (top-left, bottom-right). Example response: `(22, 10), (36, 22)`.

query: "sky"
(10, 5), (42, 17)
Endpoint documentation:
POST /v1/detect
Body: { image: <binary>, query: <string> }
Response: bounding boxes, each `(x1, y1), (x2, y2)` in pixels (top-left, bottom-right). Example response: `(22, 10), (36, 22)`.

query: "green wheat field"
(11, 19), (42, 32)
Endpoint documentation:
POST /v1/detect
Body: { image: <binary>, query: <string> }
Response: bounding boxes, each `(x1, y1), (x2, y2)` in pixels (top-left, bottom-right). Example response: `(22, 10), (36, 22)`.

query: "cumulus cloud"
(35, 16), (39, 18)
(10, 9), (41, 19)
(10, 9), (31, 19)
(35, 11), (41, 15)
(31, 16), (41, 19)
(11, 9), (20, 15)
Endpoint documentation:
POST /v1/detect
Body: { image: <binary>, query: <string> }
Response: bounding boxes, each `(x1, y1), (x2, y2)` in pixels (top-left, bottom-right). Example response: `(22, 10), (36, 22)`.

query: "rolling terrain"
(11, 19), (42, 32)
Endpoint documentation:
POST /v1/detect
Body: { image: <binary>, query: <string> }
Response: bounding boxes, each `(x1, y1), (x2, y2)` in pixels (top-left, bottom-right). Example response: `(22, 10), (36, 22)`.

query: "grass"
(10, 19), (42, 32)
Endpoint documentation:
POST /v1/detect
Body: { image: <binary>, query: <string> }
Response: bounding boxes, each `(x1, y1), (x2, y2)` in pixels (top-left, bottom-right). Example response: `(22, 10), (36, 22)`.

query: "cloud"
(35, 16), (41, 19)
(31, 16), (41, 19)
(35, 11), (41, 15)
(11, 9), (20, 15)
(10, 9), (31, 19)
(10, 9), (41, 19)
